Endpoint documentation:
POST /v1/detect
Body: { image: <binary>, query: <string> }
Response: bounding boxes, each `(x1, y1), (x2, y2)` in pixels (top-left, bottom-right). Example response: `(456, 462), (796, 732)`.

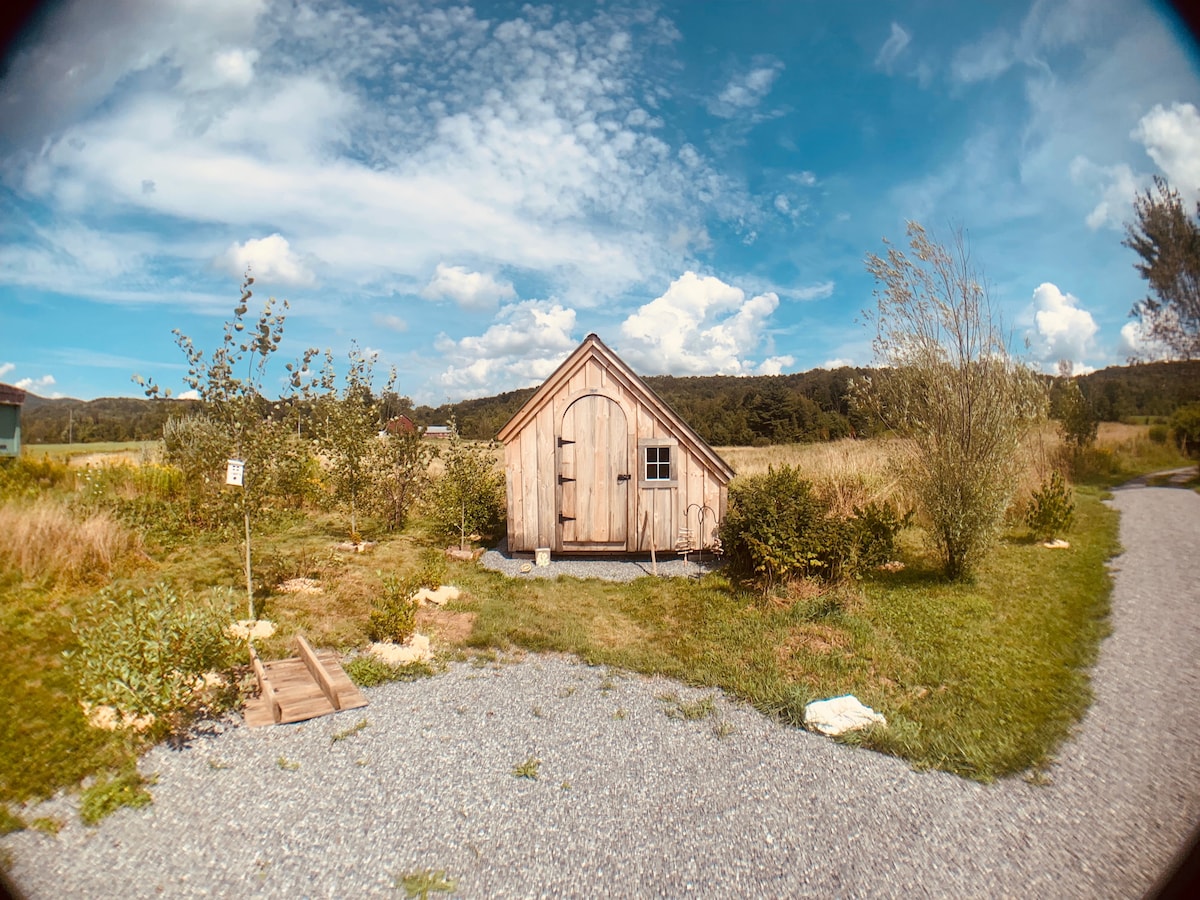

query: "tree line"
(19, 358), (1200, 447)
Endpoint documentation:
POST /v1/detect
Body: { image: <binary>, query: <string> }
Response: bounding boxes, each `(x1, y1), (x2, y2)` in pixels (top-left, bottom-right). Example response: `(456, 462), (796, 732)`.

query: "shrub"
(427, 428), (505, 550)
(366, 573), (419, 643)
(68, 583), (240, 725)
(720, 466), (857, 588)
(1148, 424), (1170, 445)
(344, 655), (435, 687)
(1025, 471), (1075, 541)
(852, 500), (912, 568)
(0, 455), (74, 500)
(1171, 402), (1200, 457)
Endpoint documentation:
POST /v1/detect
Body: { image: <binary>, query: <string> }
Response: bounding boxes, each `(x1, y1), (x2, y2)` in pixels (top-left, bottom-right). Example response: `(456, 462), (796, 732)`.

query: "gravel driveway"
(3, 481), (1198, 898)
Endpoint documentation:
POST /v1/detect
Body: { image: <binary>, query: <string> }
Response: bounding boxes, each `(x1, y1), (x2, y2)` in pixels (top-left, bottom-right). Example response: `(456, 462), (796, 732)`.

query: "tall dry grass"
(0, 498), (139, 584)
(718, 439), (912, 516)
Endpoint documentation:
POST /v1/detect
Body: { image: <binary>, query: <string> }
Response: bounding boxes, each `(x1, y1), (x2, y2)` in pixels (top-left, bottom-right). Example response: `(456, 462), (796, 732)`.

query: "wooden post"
(248, 643), (281, 724)
(244, 506), (254, 620)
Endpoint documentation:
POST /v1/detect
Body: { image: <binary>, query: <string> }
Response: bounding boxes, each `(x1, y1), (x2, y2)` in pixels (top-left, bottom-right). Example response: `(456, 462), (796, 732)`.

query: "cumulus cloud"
(1025, 282), (1099, 370)
(875, 23), (912, 73)
(0, 362), (14, 378)
(756, 356), (794, 376)
(421, 264), (516, 311)
(820, 358), (855, 369)
(708, 59), (784, 118)
(220, 234), (315, 286)
(178, 389), (200, 400)
(1133, 102), (1200, 195)
(1069, 157), (1143, 230)
(1117, 320), (1174, 361)
(618, 272), (783, 376)
(15, 374), (56, 392)
(434, 299), (578, 398)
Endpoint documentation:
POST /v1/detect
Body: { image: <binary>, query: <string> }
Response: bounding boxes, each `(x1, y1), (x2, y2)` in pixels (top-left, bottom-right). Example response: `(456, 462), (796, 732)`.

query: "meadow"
(0, 425), (1194, 831)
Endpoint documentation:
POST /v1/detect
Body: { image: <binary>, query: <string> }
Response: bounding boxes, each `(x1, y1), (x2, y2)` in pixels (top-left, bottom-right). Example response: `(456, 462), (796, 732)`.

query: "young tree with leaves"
(854, 222), (1046, 579)
(428, 424), (505, 551)
(135, 274), (314, 617)
(308, 344), (385, 541)
(1123, 176), (1200, 359)
(371, 415), (435, 530)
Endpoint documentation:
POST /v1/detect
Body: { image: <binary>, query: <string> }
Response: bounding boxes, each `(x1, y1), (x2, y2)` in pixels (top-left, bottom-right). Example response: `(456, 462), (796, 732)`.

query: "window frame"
(638, 437), (679, 488)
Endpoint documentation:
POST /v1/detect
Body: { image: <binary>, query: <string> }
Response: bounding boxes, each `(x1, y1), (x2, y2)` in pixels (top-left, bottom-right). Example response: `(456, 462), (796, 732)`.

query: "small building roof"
(0, 384), (27, 406)
(497, 333), (734, 482)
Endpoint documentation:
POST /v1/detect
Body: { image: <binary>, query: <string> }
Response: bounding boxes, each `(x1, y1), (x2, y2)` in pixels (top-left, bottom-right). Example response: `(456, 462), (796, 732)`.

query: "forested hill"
(16, 359), (1200, 446)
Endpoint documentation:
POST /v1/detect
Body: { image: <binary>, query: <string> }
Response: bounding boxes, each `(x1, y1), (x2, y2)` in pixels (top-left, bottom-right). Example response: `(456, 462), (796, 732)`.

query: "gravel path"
(3, 482), (1199, 898)
(479, 538), (723, 581)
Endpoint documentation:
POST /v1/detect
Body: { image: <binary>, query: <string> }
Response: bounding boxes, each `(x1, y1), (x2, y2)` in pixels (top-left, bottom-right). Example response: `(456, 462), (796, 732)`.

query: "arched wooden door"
(558, 395), (630, 549)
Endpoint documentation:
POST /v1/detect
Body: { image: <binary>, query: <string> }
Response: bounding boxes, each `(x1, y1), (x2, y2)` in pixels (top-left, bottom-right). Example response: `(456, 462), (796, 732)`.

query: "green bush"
(720, 466), (857, 588)
(68, 583), (240, 725)
(366, 573), (419, 643)
(1148, 424), (1170, 444)
(344, 655), (435, 687)
(852, 500), (912, 568)
(1171, 402), (1200, 457)
(427, 429), (505, 550)
(1025, 471), (1075, 541)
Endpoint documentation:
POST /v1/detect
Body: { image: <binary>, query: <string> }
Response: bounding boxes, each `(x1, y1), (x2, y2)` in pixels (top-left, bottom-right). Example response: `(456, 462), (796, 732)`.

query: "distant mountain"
(17, 359), (1200, 446)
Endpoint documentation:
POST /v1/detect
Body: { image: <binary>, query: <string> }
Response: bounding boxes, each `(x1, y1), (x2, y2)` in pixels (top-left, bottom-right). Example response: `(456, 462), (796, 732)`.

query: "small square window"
(645, 446), (671, 481)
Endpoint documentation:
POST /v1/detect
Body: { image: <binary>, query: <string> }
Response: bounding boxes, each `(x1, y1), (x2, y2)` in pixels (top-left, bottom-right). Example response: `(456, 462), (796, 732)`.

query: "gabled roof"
(498, 334), (735, 482)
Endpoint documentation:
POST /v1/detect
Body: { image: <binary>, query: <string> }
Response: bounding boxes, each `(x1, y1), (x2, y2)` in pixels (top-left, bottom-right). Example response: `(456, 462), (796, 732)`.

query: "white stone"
(227, 619), (276, 641)
(413, 585), (461, 607)
(1042, 539), (1070, 549)
(368, 633), (432, 665)
(803, 694), (887, 736)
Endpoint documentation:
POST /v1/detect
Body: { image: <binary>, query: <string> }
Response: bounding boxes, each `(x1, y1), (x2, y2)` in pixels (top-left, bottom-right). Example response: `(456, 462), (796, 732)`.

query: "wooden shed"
(0, 383), (27, 458)
(497, 334), (734, 556)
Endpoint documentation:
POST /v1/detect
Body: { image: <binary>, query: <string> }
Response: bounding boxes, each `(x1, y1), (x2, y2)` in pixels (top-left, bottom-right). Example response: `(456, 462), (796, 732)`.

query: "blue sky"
(1, 0), (1198, 404)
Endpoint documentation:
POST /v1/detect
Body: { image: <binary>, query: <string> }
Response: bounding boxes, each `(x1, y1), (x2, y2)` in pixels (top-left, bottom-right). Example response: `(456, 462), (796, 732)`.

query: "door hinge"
(556, 436), (575, 447)
(558, 513), (576, 523)
(558, 475), (576, 485)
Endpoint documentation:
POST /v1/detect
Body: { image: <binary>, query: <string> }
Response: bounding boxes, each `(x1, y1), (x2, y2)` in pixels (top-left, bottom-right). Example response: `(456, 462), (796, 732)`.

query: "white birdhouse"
(225, 458), (245, 487)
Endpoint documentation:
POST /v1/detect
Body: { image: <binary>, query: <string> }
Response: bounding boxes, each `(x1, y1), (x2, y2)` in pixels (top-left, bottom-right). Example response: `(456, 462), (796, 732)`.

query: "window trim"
(638, 437), (678, 488)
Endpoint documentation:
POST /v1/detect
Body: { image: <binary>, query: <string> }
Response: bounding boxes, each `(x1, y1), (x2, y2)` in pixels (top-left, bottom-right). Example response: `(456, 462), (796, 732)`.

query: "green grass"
(397, 868), (458, 898)
(462, 488), (1119, 781)
(79, 768), (154, 825)
(24, 441), (160, 460)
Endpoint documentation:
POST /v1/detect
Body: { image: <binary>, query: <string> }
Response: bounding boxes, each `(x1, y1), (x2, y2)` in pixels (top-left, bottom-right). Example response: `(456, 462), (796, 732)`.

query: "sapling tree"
(135, 273), (314, 617)
(853, 222), (1046, 579)
(428, 424), (505, 550)
(309, 344), (384, 541)
(371, 413), (435, 531)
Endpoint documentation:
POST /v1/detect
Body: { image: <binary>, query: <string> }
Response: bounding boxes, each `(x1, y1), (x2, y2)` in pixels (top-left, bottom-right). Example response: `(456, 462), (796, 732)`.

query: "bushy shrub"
(1025, 471), (1075, 541)
(1171, 402), (1200, 457)
(1148, 424), (1170, 445)
(0, 455), (74, 500)
(68, 583), (240, 726)
(366, 573), (419, 644)
(720, 466), (857, 588)
(427, 429), (505, 550)
(852, 500), (912, 568)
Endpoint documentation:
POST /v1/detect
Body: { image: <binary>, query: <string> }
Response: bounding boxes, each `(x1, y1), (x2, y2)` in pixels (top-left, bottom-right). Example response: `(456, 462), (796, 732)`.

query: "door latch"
(617, 473), (632, 482)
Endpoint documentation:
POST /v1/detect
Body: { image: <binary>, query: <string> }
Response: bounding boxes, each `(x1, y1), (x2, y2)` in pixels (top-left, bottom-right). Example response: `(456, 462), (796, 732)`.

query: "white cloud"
(0, 362), (13, 378)
(178, 389), (200, 400)
(421, 264), (516, 312)
(373, 313), (408, 333)
(211, 49), (259, 88)
(618, 272), (782, 376)
(15, 374), (56, 392)
(1133, 102), (1200, 195)
(1025, 282), (1099, 370)
(756, 356), (794, 376)
(708, 59), (784, 118)
(433, 299), (578, 398)
(791, 281), (835, 302)
(1117, 320), (1174, 361)
(1069, 157), (1143, 230)
(875, 23), (912, 73)
(220, 234), (315, 286)
(821, 358), (855, 369)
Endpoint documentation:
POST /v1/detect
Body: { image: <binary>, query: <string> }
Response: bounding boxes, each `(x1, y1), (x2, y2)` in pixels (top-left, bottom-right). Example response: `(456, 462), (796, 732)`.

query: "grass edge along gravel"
(463, 486), (1120, 782)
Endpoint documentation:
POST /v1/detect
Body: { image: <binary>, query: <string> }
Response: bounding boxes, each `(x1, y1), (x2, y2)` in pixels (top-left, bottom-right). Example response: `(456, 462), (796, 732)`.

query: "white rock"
(413, 585), (461, 607)
(368, 633), (432, 665)
(1042, 539), (1070, 549)
(803, 694), (887, 736)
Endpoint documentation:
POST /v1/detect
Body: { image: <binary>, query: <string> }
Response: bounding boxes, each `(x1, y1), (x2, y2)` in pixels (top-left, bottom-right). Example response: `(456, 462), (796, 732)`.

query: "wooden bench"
(243, 635), (368, 728)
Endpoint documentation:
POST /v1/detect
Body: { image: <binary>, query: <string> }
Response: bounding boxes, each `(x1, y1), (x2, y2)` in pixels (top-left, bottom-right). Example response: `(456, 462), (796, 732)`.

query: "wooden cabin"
(497, 334), (734, 556)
